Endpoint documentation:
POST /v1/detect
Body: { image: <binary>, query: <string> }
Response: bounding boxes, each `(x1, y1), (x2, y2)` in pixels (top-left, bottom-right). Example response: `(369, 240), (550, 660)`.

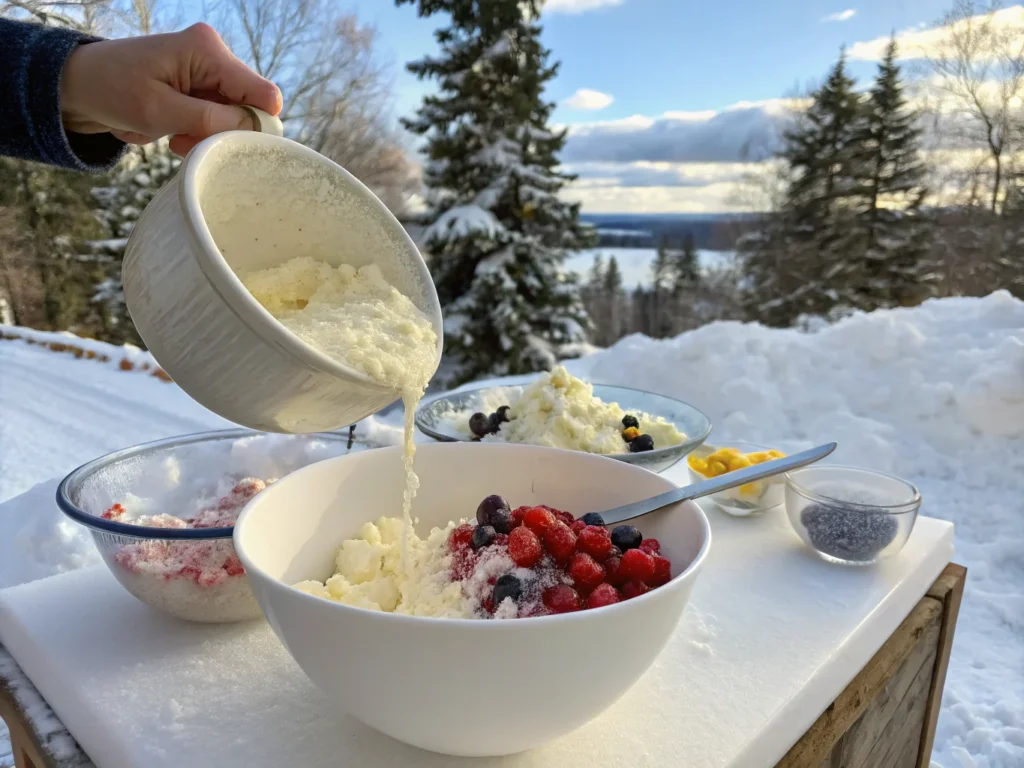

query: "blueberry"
(800, 503), (899, 562)
(476, 495), (511, 529)
(580, 512), (606, 527)
(496, 405), (511, 423)
(487, 413), (503, 434)
(628, 434), (655, 453)
(622, 414), (640, 430)
(469, 412), (490, 438)
(472, 525), (497, 551)
(492, 574), (523, 605)
(611, 525), (642, 551)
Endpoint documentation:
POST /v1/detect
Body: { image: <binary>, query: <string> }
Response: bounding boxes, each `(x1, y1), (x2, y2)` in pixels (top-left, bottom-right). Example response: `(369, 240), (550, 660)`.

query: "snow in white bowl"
(233, 442), (711, 757)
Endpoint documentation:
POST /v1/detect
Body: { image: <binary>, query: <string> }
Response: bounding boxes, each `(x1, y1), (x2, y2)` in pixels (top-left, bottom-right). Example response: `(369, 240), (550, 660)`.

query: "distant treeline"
(580, 214), (758, 250)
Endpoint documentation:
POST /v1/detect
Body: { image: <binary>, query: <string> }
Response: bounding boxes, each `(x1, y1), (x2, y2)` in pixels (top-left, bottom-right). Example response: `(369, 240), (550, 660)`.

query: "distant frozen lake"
(564, 247), (735, 289)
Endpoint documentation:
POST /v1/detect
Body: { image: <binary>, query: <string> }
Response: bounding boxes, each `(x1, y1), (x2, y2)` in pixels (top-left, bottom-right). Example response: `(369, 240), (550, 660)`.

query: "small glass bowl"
(785, 465), (922, 566)
(686, 441), (787, 516)
(56, 429), (359, 623)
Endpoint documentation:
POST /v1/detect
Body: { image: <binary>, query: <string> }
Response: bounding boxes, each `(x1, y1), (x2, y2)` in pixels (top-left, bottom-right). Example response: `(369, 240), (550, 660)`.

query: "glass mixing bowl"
(416, 383), (712, 474)
(56, 429), (362, 622)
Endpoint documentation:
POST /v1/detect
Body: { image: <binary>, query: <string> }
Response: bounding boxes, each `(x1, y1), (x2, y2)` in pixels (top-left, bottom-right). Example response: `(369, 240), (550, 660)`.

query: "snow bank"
(0, 325), (167, 378)
(0, 292), (1022, 767)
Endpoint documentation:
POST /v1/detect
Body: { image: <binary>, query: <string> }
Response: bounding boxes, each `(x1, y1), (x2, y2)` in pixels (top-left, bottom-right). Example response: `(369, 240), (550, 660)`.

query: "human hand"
(59, 23), (282, 157)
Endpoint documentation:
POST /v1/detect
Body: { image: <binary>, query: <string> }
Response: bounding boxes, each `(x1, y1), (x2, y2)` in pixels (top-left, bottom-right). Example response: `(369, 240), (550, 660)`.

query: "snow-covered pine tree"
(671, 233), (700, 295)
(741, 52), (863, 326)
(90, 140), (180, 344)
(849, 39), (934, 309)
(398, 0), (594, 384)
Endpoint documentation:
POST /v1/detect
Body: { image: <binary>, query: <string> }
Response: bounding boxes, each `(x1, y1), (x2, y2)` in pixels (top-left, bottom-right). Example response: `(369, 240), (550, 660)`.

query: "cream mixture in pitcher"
(241, 255), (438, 561)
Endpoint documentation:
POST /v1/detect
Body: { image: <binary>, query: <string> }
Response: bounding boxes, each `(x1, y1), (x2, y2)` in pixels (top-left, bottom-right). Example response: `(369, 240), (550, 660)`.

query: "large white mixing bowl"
(234, 443), (711, 756)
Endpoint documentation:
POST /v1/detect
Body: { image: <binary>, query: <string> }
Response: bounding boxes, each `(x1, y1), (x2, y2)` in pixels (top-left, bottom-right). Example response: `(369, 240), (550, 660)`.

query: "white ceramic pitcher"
(122, 110), (442, 434)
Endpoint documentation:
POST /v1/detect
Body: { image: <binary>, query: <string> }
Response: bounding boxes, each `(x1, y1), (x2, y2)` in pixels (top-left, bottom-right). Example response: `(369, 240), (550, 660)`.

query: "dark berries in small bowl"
(467, 404), (512, 440)
(628, 434), (655, 453)
(785, 466), (921, 566)
(622, 414), (640, 430)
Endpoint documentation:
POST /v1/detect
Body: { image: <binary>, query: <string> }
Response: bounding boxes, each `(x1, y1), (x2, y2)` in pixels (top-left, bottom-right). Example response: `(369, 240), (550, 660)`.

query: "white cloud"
(849, 5), (1024, 61)
(563, 88), (615, 111)
(822, 9), (856, 23)
(544, 0), (624, 14)
(563, 98), (805, 164)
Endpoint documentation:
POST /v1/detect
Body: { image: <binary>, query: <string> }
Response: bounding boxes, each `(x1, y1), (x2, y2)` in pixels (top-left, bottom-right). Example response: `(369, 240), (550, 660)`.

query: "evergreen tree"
(90, 141), (180, 344)
(0, 159), (106, 334)
(672, 233), (700, 294)
(849, 39), (934, 309)
(603, 255), (624, 343)
(398, 0), (593, 383)
(741, 52), (864, 326)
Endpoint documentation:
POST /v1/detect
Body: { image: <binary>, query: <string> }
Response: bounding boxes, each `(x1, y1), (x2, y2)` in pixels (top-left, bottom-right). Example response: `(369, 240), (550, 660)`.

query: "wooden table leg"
(776, 562), (967, 768)
(917, 563), (967, 768)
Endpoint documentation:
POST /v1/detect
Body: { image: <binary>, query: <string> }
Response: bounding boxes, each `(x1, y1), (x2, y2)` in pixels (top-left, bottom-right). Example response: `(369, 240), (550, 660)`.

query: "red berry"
(587, 583), (621, 609)
(568, 552), (605, 589)
(649, 556), (672, 587)
(224, 556), (245, 576)
(449, 523), (475, 551)
(621, 580), (651, 600)
(577, 525), (613, 560)
(511, 506), (529, 527)
(493, 533), (509, 547)
(523, 507), (556, 533)
(619, 548), (656, 583)
(542, 584), (581, 614)
(604, 555), (625, 586)
(450, 549), (478, 580)
(549, 508), (575, 527)
(509, 526), (543, 567)
(543, 521), (578, 563)
(570, 519), (587, 535)
(639, 538), (662, 555)
(607, 545), (622, 559)
(483, 597), (496, 614)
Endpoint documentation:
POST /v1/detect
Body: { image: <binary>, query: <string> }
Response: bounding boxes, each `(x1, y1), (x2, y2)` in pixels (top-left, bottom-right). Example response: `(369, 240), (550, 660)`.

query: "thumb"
(157, 87), (256, 141)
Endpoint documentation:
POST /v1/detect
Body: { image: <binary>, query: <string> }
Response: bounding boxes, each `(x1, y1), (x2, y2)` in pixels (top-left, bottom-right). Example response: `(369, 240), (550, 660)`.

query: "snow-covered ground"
(1, 292), (1023, 767)
(564, 247), (735, 288)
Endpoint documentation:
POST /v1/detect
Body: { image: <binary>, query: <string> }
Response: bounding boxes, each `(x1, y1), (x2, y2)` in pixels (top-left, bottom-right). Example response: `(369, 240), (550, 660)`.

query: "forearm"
(0, 18), (127, 172)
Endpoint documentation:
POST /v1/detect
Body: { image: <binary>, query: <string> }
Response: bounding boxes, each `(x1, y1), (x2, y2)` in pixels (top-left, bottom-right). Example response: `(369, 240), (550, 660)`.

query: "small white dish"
(686, 441), (787, 516)
(234, 443), (711, 757)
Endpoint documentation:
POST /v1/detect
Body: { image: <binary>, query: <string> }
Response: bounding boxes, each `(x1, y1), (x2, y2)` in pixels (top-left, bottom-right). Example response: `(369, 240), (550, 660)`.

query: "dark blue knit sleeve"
(0, 18), (127, 172)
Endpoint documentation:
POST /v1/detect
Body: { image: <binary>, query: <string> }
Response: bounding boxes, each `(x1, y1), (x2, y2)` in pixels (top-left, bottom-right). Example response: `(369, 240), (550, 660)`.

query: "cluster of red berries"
(448, 495), (673, 617)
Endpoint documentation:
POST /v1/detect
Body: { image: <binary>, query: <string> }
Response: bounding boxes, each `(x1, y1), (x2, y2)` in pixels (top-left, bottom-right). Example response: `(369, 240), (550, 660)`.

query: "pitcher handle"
(240, 106), (284, 137)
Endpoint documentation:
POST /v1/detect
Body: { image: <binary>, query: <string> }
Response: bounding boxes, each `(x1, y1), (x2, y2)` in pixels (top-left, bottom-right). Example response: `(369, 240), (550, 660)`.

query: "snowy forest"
(0, 0), (1022, 384)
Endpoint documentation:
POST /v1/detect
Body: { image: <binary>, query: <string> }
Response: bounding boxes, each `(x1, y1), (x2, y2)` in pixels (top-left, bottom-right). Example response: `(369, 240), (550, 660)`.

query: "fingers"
(157, 86), (256, 142)
(168, 134), (201, 157)
(184, 23), (283, 116)
(111, 129), (157, 145)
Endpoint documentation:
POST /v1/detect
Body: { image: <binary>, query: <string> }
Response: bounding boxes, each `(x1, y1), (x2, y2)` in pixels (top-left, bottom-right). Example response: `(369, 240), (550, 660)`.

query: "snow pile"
(0, 291), (1022, 766)
(0, 325), (162, 374)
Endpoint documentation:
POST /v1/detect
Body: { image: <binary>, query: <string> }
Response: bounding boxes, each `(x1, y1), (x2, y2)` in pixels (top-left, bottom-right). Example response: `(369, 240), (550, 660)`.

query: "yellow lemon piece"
(739, 481), (760, 495)
(769, 449), (786, 458)
(727, 455), (752, 470)
(688, 457), (708, 473)
(707, 459), (729, 476)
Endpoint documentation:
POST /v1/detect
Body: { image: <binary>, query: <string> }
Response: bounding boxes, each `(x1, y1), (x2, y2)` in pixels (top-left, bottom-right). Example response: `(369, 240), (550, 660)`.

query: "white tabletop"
(0, 463), (953, 768)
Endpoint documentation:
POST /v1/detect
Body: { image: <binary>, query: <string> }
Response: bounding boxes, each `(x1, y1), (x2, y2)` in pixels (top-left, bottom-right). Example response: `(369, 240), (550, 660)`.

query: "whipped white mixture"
(294, 516), (471, 617)
(241, 256), (438, 561)
(477, 366), (685, 454)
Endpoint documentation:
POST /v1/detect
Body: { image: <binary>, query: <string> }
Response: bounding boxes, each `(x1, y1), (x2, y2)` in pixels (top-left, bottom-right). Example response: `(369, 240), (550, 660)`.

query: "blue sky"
(351, 0), (950, 126)
(339, 0), (971, 213)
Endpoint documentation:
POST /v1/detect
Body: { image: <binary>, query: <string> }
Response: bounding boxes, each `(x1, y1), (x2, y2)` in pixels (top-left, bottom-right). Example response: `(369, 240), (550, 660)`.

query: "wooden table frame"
(1, 564), (966, 768)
